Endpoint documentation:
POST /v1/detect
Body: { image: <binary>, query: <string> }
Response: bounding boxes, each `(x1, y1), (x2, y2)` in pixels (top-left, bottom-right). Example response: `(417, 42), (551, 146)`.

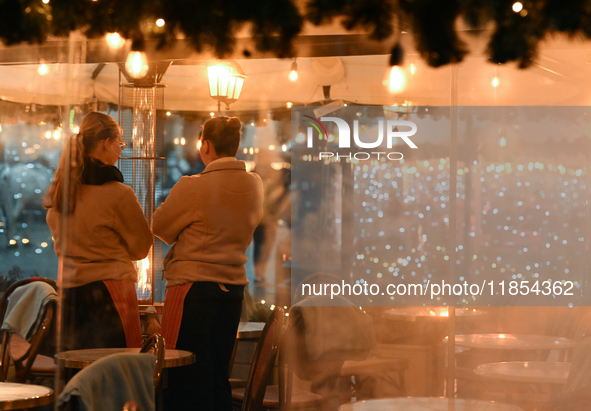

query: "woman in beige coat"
(45, 112), (152, 350)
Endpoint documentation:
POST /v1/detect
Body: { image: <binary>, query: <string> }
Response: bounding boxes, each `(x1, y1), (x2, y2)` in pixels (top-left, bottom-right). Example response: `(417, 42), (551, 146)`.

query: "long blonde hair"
(44, 112), (120, 214)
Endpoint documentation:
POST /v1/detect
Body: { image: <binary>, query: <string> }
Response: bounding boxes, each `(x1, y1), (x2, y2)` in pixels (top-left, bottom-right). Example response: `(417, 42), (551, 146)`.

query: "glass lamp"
(207, 61), (247, 112)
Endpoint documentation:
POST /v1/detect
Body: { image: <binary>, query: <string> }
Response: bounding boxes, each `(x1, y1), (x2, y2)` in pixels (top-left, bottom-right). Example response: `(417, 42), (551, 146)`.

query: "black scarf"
(81, 157), (124, 185)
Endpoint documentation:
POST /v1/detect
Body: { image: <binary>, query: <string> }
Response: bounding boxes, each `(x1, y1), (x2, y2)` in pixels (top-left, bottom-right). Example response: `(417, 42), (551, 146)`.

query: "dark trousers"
(164, 282), (244, 411)
(62, 281), (126, 351)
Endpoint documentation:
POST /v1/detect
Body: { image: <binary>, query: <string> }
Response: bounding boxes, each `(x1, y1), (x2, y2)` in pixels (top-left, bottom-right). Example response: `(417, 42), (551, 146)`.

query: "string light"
(384, 66), (406, 93)
(125, 38), (149, 79)
(106, 32), (125, 50)
(37, 62), (49, 76)
(156, 19), (165, 27)
(512, 2), (523, 12)
(384, 43), (406, 93)
(288, 59), (298, 82)
(492, 77), (500, 87)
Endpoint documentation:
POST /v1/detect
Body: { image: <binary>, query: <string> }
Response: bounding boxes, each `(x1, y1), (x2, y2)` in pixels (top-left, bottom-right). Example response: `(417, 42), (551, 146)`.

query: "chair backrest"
(140, 333), (165, 389)
(241, 307), (285, 411)
(0, 277), (57, 382)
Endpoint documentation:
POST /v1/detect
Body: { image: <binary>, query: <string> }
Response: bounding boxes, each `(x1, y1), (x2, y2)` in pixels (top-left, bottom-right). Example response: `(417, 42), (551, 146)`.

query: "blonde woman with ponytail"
(45, 112), (152, 350)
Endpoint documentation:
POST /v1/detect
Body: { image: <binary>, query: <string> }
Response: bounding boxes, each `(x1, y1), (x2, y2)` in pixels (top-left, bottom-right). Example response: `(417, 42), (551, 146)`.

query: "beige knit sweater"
(152, 158), (264, 287)
(46, 182), (153, 288)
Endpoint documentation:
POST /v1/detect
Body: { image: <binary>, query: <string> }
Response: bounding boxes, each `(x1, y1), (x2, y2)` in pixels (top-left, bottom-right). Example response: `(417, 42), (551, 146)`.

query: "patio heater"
(117, 61), (171, 305)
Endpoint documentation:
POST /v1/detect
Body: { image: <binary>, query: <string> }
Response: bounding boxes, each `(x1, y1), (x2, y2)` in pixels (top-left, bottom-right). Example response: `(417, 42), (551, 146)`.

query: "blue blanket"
(0, 281), (57, 340)
(58, 353), (156, 411)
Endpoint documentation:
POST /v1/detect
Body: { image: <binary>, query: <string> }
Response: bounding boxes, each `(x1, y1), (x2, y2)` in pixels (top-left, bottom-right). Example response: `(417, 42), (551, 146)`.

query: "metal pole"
(447, 63), (459, 398)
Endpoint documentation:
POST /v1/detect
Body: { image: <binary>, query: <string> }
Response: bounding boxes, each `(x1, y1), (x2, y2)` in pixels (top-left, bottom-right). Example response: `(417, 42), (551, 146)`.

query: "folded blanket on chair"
(58, 353), (156, 411)
(292, 296), (376, 361)
(1, 281), (58, 341)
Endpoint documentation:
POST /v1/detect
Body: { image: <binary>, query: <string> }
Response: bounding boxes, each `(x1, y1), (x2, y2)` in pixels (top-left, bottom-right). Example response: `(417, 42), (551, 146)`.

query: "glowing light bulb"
(180, 137), (186, 145)
(42, 0), (49, 4)
(156, 19), (165, 27)
(37, 63), (49, 76)
(45, 131), (52, 139)
(288, 59), (298, 82)
(410, 64), (416, 75)
(286, 102), (293, 109)
(383, 66), (406, 93)
(53, 128), (62, 140)
(106, 32), (125, 50)
(512, 2), (523, 12)
(492, 77), (500, 87)
(500, 137), (507, 147)
(125, 51), (149, 79)
(166, 111), (171, 116)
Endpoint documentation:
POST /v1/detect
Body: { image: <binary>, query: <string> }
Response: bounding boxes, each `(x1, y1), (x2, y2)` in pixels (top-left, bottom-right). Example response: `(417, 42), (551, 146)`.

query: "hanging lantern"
(207, 60), (247, 111)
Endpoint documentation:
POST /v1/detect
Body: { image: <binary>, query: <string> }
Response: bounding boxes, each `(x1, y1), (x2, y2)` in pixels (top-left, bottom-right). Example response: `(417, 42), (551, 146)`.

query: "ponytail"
(44, 133), (86, 214)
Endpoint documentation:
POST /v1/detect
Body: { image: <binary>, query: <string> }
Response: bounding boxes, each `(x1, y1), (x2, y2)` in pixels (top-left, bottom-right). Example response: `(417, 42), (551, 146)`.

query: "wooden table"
(339, 397), (523, 411)
(474, 361), (571, 385)
(55, 347), (195, 369)
(452, 334), (577, 351)
(237, 322), (265, 340)
(0, 382), (54, 410)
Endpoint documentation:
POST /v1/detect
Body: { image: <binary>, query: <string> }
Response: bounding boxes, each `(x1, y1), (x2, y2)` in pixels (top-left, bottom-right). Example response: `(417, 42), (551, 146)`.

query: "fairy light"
(37, 63), (49, 76)
(512, 2), (523, 12)
(383, 66), (406, 93)
(106, 32), (125, 50)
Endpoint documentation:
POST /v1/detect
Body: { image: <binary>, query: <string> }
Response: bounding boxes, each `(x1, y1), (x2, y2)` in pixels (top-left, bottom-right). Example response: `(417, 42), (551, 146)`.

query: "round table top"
(55, 347), (195, 369)
(450, 334), (578, 350)
(237, 322), (265, 340)
(339, 397), (523, 411)
(0, 382), (54, 411)
(474, 361), (571, 384)
(383, 307), (486, 321)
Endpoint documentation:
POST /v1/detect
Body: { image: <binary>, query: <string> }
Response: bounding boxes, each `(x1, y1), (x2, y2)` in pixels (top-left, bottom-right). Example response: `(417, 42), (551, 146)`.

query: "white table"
(383, 307), (486, 321)
(0, 382), (53, 410)
(339, 397), (523, 411)
(474, 361), (571, 385)
(237, 322), (265, 340)
(452, 334), (577, 351)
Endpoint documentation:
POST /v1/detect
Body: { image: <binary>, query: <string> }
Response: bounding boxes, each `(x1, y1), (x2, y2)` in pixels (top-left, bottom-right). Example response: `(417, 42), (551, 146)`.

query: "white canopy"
(0, 34), (590, 111)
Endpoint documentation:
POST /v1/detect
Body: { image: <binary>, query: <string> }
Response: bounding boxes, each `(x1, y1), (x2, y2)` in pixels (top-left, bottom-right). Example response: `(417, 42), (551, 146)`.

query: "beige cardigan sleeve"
(152, 176), (197, 246)
(111, 188), (153, 261)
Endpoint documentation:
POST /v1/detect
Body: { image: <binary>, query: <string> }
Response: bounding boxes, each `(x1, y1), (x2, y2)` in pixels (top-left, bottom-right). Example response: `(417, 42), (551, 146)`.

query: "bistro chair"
(0, 277), (57, 383)
(140, 333), (165, 389)
(232, 307), (287, 411)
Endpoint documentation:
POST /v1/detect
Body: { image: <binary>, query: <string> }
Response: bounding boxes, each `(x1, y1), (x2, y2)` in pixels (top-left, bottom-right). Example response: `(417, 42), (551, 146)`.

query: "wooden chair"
(231, 307), (287, 411)
(0, 277), (57, 383)
(140, 333), (165, 389)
